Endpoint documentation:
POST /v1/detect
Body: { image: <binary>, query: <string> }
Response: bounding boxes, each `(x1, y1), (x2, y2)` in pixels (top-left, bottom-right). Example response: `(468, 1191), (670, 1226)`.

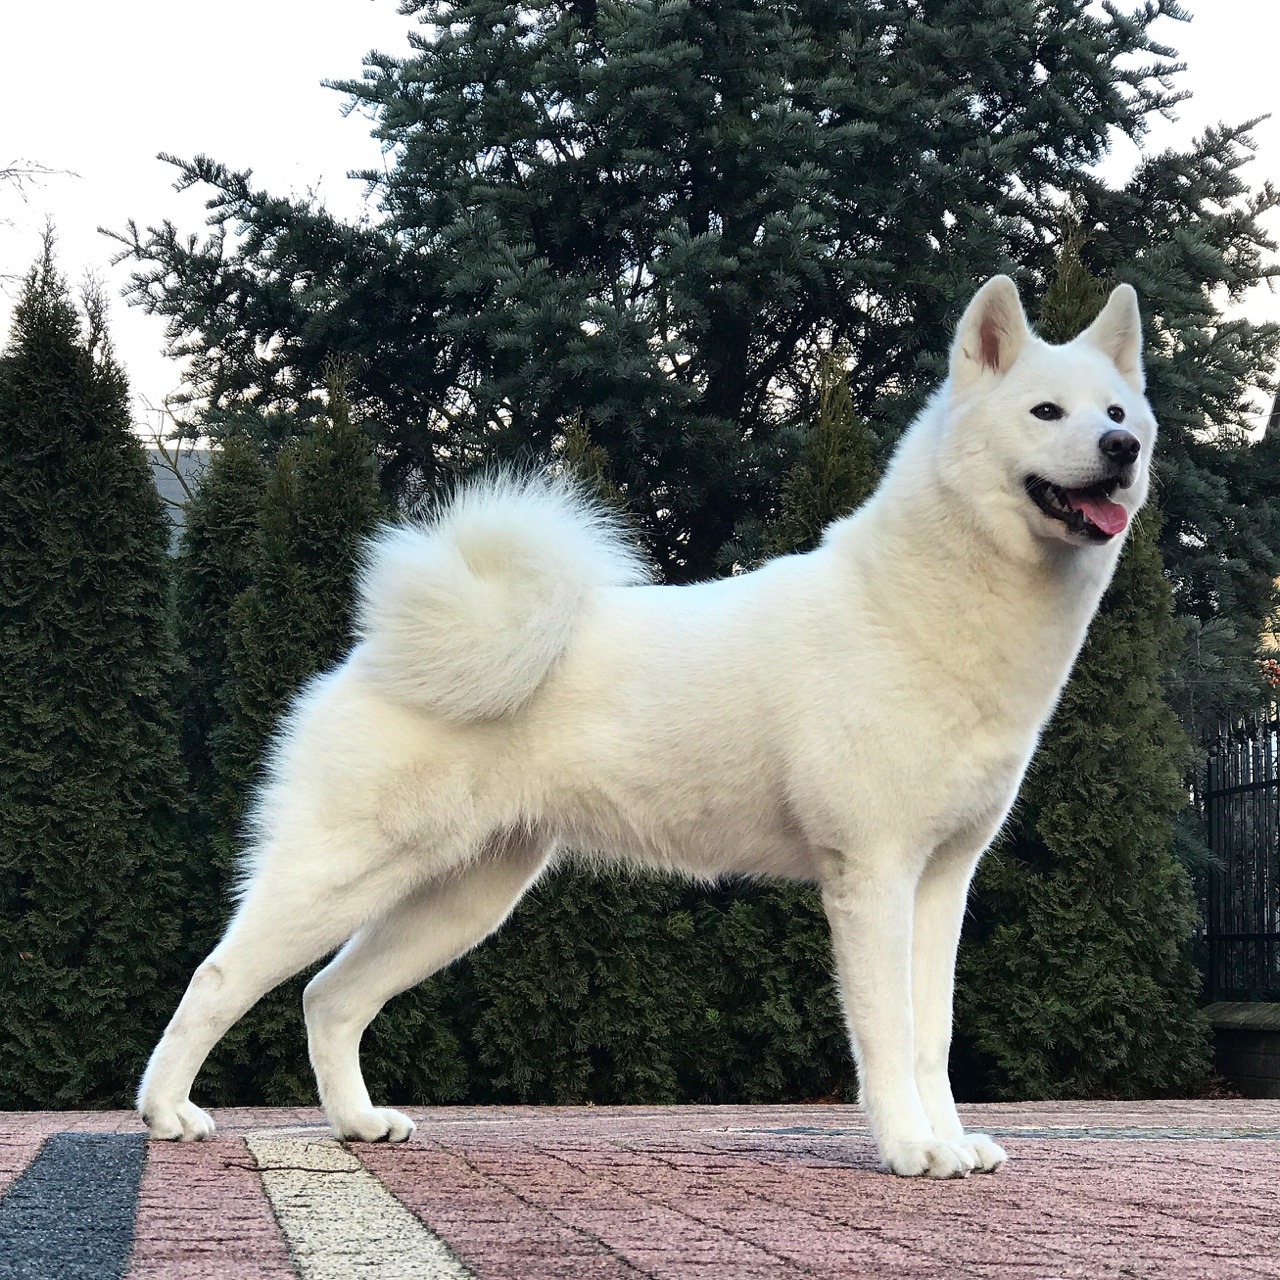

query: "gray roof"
(148, 447), (209, 551)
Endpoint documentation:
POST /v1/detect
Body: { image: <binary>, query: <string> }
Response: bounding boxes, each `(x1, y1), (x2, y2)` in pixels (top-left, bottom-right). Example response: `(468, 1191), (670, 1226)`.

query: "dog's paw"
(880, 1137), (976, 1179)
(958, 1132), (1007, 1173)
(332, 1107), (416, 1144)
(141, 1100), (216, 1142)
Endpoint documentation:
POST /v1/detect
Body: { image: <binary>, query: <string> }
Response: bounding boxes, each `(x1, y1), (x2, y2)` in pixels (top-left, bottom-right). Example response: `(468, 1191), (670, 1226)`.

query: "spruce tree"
(114, 0), (1279, 697)
(115, 0), (1214, 580)
(1073, 132), (1280, 724)
(0, 242), (188, 1106)
(953, 235), (1211, 1100)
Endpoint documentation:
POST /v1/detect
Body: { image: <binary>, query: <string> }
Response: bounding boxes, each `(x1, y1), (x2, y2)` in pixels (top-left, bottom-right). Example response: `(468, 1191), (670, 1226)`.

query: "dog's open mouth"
(1024, 476), (1128, 542)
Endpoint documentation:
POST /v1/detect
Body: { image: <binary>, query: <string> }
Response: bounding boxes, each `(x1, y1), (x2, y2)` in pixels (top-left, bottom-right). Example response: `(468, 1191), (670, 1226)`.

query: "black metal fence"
(1202, 707), (1280, 1001)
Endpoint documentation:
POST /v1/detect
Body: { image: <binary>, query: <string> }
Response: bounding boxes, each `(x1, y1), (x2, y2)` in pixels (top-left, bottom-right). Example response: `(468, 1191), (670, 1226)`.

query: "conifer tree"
(199, 368), (391, 1102)
(108, 1), (1280, 1102)
(171, 434), (266, 887)
(454, 423), (707, 1103)
(1075, 130), (1280, 724)
(166, 434), (271, 974)
(114, 3), (1279, 693)
(766, 352), (880, 556)
(676, 355), (879, 1104)
(116, 0), (1223, 581)
(953, 234), (1211, 1100)
(213, 371), (382, 827)
(0, 242), (187, 1106)
(460, 868), (704, 1103)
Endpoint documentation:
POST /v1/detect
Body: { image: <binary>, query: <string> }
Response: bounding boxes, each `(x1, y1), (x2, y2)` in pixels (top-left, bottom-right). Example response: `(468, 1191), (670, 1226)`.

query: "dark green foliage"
(462, 869), (702, 1103)
(1038, 220), (1110, 337)
(171, 435), (266, 902)
(111, 3), (1279, 684)
(173, 435), (266, 792)
(953, 244), (1212, 1101)
(683, 884), (849, 1103)
(459, 874), (851, 1105)
(765, 352), (879, 557)
(213, 379), (383, 826)
(85, 0), (1278, 1105)
(0, 243), (188, 1107)
(956, 510), (1211, 1098)
(195, 375), (388, 1103)
(116, 0), (1201, 580)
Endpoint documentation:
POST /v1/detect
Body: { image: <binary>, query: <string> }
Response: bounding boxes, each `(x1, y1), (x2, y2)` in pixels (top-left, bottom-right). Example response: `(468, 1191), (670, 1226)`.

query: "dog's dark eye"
(1107, 405), (1126, 423)
(1030, 402), (1064, 421)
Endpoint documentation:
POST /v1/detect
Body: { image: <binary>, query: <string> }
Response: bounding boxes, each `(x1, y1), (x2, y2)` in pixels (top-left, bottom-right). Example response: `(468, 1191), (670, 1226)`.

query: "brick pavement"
(1, 1101), (1277, 1278)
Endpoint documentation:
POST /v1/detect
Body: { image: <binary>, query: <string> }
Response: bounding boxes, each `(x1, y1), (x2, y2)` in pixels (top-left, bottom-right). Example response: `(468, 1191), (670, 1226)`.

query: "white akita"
(139, 276), (1154, 1177)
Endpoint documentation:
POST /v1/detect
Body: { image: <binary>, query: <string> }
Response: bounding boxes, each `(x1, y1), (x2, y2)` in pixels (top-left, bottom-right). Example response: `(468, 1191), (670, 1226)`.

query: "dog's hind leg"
(138, 840), (422, 1142)
(303, 834), (553, 1142)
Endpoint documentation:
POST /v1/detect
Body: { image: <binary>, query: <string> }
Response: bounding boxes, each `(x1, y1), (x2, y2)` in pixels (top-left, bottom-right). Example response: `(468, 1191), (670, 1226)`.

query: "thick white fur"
(355, 473), (650, 719)
(139, 277), (1155, 1179)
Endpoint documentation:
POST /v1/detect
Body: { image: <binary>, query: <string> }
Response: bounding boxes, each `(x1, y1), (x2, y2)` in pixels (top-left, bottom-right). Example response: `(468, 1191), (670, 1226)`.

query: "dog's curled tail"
(355, 473), (649, 719)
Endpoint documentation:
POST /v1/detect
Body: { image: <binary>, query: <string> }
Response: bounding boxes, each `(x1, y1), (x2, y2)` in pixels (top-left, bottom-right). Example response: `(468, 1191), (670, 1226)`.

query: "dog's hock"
(1080, 283), (1145, 391)
(950, 275), (1030, 387)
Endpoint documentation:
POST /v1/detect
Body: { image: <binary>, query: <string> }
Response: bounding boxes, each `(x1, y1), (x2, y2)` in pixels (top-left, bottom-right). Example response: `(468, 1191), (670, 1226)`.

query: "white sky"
(1, 0), (1278, 432)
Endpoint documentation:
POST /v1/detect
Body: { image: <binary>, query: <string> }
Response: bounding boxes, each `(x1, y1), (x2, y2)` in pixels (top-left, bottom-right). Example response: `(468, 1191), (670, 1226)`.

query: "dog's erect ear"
(1080, 283), (1144, 392)
(950, 276), (1030, 388)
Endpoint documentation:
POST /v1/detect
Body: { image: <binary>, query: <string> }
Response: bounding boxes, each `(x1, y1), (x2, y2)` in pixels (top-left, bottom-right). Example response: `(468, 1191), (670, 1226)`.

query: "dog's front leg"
(912, 849), (1007, 1173)
(822, 864), (976, 1178)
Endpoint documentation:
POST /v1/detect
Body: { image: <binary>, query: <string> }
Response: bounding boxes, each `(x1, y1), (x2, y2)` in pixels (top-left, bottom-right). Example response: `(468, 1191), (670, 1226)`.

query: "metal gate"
(1203, 708), (1280, 1001)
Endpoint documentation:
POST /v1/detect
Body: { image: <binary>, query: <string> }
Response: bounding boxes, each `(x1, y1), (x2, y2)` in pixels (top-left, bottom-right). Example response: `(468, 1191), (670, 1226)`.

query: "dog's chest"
(919, 725), (1032, 837)
(830, 692), (1040, 849)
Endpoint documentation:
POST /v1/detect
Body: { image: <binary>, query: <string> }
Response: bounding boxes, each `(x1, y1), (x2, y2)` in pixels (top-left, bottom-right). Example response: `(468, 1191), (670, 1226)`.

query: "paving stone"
(0, 1103), (1277, 1277)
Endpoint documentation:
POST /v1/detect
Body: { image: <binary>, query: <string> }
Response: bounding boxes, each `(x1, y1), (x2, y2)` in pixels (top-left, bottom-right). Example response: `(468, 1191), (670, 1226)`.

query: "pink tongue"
(1067, 491), (1128, 536)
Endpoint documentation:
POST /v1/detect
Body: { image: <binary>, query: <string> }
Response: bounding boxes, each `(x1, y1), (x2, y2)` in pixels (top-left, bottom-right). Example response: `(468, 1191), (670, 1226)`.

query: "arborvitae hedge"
(952, 238), (1211, 1100)
(171, 433), (267, 953)
(765, 352), (880, 559)
(0, 245), (188, 1106)
(193, 380), (387, 1103)
(100, 0), (1274, 1107)
(0, 247), (1214, 1108)
(955, 502), (1211, 1098)
(173, 433), (266, 820)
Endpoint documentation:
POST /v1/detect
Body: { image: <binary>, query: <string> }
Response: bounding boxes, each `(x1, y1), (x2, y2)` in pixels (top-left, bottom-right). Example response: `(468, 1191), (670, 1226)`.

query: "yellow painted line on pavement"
(246, 1132), (474, 1279)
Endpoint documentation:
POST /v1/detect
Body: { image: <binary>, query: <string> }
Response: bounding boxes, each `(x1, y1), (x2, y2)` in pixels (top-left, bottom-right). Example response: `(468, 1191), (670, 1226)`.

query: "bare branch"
(139, 396), (207, 508)
(0, 159), (79, 200)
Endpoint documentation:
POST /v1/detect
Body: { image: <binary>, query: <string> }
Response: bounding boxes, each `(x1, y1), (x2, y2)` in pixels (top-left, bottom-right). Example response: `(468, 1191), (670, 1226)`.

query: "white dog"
(139, 276), (1153, 1177)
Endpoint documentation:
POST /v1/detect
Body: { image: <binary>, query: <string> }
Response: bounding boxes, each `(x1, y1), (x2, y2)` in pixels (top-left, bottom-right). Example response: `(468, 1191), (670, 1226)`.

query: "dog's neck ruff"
(834, 420), (1128, 731)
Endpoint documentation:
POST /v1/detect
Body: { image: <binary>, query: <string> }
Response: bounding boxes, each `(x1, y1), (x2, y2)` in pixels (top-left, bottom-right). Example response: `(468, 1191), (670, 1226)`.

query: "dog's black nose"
(1099, 430), (1140, 465)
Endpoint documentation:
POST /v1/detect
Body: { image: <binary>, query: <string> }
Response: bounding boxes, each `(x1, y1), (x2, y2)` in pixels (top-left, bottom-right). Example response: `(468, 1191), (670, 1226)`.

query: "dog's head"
(938, 275), (1155, 551)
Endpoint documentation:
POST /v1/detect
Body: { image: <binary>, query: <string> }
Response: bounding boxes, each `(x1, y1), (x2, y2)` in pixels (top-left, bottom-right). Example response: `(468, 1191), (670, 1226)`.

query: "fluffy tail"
(355, 472), (650, 719)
